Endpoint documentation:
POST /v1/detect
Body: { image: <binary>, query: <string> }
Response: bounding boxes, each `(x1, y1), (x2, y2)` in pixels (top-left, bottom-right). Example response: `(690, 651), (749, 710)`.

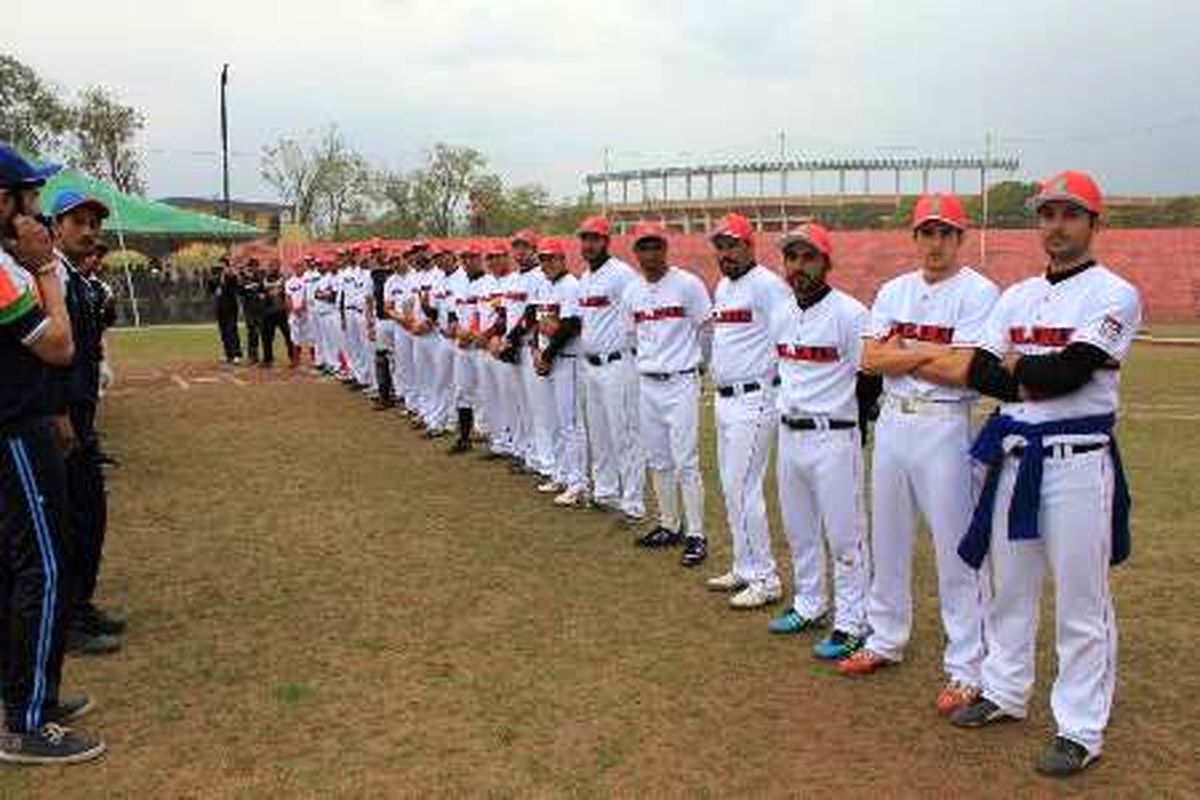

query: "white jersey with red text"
(623, 267), (711, 374)
(710, 264), (791, 386)
(578, 256), (638, 356)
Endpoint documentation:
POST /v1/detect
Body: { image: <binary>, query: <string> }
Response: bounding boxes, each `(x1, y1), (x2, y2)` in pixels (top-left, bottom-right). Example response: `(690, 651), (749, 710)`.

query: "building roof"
(159, 197), (293, 214)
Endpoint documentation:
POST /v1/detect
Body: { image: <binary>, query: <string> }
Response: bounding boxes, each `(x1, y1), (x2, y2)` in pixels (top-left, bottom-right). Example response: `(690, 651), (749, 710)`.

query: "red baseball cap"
(710, 212), (754, 244)
(1031, 170), (1103, 215)
(511, 228), (540, 247)
(631, 221), (669, 245)
(536, 237), (567, 257)
(458, 240), (483, 257)
(911, 193), (968, 231)
(778, 222), (833, 258)
(576, 216), (612, 237)
(409, 237), (431, 251)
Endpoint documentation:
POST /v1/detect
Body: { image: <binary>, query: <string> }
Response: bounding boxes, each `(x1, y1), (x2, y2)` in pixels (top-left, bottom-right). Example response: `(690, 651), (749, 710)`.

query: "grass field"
(2, 325), (1198, 797)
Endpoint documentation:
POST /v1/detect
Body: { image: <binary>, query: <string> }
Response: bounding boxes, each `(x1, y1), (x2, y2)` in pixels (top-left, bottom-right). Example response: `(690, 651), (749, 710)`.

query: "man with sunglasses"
(894, 172), (1140, 777)
(838, 194), (998, 722)
(0, 144), (105, 764)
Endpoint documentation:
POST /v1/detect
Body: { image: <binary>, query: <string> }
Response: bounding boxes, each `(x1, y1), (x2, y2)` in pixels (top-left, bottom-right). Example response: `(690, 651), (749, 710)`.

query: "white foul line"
(171, 374), (190, 390)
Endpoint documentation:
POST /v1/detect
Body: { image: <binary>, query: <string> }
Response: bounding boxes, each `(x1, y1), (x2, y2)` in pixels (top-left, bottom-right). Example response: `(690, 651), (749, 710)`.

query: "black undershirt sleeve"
(855, 371), (884, 442)
(1013, 342), (1111, 399)
(543, 316), (581, 359)
(966, 350), (1021, 402)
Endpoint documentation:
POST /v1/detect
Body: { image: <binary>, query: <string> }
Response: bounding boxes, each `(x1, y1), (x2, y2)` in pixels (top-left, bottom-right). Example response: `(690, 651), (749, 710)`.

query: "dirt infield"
(2, 327), (1197, 797)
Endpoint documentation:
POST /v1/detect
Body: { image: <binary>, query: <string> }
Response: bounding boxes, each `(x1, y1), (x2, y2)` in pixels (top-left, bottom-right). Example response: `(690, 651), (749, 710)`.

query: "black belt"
(585, 351), (626, 367)
(716, 376), (780, 397)
(1009, 442), (1106, 460)
(781, 416), (856, 431)
(641, 368), (697, 381)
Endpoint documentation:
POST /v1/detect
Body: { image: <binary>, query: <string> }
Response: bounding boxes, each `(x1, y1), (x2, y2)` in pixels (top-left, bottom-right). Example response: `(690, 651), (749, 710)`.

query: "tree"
(417, 144), (488, 236)
(261, 132), (326, 227)
(69, 86), (146, 194)
(0, 54), (73, 156)
(373, 169), (427, 237)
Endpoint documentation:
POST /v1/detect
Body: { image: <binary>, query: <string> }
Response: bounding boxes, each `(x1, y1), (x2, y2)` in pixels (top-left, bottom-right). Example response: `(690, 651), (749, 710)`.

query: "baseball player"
(488, 240), (533, 465)
(768, 222), (875, 660)
(495, 230), (540, 473)
(510, 231), (557, 479)
(576, 216), (645, 522)
(425, 244), (464, 436)
(367, 243), (395, 409)
(342, 247), (376, 391)
(313, 256), (343, 376)
(532, 238), (588, 506)
(408, 240), (443, 429)
(285, 257), (312, 368)
(622, 222), (711, 566)
(705, 212), (791, 606)
(896, 171), (1140, 777)
(480, 243), (517, 459)
(838, 193), (999, 719)
(448, 241), (488, 453)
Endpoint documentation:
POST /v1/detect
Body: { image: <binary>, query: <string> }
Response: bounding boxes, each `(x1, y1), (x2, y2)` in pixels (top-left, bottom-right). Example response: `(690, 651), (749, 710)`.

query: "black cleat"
(447, 440), (472, 455)
(680, 536), (708, 567)
(76, 603), (126, 636)
(0, 724), (105, 765)
(43, 694), (96, 725)
(949, 697), (1019, 729)
(1036, 736), (1097, 777)
(635, 526), (683, 549)
(65, 627), (121, 657)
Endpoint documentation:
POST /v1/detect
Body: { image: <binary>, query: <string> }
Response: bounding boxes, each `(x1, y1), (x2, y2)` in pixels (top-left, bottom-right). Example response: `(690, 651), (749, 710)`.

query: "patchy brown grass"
(2, 327), (1197, 797)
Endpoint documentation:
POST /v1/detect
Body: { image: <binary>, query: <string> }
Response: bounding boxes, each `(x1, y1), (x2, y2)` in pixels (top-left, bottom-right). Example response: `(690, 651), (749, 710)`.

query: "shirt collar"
(1045, 259), (1096, 285)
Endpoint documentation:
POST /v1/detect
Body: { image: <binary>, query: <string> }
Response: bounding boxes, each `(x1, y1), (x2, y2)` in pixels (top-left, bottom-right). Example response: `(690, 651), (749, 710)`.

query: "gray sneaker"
(1035, 736), (1097, 777)
(0, 724), (106, 766)
(66, 628), (121, 657)
(949, 697), (1019, 728)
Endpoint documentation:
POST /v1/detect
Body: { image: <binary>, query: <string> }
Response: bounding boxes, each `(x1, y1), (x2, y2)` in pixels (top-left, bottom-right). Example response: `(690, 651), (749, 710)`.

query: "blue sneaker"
(767, 609), (827, 635)
(813, 630), (865, 660)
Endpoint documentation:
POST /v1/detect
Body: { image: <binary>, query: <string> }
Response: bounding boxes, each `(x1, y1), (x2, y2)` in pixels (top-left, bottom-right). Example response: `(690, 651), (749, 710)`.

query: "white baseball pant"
(714, 387), (779, 586)
(980, 447), (1118, 757)
(524, 352), (557, 477)
(865, 405), (988, 685)
(638, 373), (704, 538)
(777, 425), (869, 635)
(584, 356), (646, 518)
(549, 356), (586, 491)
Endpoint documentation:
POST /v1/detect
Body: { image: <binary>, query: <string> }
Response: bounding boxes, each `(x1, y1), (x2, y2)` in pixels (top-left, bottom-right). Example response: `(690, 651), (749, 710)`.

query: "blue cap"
(49, 189), (110, 220)
(0, 143), (61, 188)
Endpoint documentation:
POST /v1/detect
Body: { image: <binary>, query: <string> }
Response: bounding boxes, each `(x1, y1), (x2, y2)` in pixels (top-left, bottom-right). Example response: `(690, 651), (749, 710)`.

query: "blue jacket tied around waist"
(958, 412), (1131, 569)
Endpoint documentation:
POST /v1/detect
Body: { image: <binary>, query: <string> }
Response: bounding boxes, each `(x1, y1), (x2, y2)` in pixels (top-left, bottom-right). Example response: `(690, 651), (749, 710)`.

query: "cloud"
(8, 0), (1200, 199)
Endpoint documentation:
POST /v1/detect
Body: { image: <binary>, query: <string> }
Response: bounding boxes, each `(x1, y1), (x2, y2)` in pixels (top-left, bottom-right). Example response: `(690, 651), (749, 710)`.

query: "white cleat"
(706, 570), (748, 593)
(728, 582), (783, 609)
(553, 486), (587, 507)
(537, 480), (565, 494)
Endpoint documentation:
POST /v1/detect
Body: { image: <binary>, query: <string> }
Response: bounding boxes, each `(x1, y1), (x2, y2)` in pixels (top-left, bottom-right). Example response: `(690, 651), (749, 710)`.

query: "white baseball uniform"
(472, 272), (501, 439)
(579, 256), (645, 518)
(383, 270), (413, 406)
(342, 264), (375, 387)
(300, 268), (321, 349)
(453, 272), (487, 411)
(537, 272), (586, 492)
(710, 264), (792, 589)
(428, 267), (465, 433)
(285, 273), (309, 348)
(313, 270), (342, 371)
(521, 267), (557, 478)
(772, 286), (870, 634)
(971, 261), (1140, 757)
(492, 269), (530, 460)
(410, 267), (442, 424)
(623, 266), (711, 538)
(863, 266), (998, 685)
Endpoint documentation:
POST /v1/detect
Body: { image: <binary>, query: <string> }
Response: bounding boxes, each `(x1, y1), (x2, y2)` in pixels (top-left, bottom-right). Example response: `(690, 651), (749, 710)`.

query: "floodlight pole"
(220, 64), (231, 221)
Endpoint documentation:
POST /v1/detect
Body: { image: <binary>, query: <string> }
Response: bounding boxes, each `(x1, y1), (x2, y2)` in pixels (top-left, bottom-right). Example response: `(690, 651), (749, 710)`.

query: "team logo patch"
(1098, 314), (1124, 342)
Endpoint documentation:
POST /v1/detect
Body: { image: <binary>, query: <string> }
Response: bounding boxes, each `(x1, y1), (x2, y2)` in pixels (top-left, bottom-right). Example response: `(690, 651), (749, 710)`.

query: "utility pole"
(981, 131), (992, 269)
(220, 64), (231, 221)
(602, 146), (611, 215)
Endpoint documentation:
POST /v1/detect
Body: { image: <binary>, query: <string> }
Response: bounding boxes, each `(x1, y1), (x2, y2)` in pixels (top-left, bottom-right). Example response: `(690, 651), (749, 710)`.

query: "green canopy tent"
(40, 168), (264, 325)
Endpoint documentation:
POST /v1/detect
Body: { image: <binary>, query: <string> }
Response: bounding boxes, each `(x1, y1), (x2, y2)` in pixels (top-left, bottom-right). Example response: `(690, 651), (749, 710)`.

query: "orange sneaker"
(936, 681), (981, 716)
(836, 648), (896, 676)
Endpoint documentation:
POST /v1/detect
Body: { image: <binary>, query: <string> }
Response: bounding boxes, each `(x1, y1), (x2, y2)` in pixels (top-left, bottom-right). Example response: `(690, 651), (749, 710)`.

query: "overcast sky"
(10, 0), (1200, 202)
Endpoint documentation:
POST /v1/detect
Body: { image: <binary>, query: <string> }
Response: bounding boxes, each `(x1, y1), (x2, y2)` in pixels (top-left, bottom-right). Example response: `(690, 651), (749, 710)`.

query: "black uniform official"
(369, 250), (394, 407)
(207, 256), (242, 363)
(259, 262), (293, 367)
(240, 260), (267, 364)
